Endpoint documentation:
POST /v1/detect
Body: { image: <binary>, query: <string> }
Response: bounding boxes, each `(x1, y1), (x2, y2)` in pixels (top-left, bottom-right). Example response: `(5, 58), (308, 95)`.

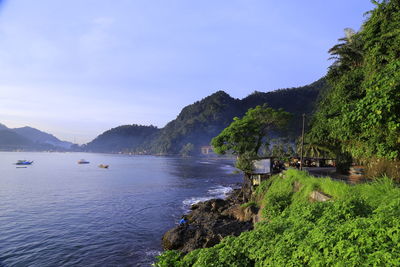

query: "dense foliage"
(211, 105), (291, 170)
(155, 169), (400, 266)
(309, 0), (400, 161)
(86, 80), (326, 155)
(149, 91), (241, 155)
(84, 124), (159, 153)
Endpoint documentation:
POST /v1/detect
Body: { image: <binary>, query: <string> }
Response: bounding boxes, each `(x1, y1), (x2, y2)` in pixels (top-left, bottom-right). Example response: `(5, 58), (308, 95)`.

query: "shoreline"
(161, 178), (258, 254)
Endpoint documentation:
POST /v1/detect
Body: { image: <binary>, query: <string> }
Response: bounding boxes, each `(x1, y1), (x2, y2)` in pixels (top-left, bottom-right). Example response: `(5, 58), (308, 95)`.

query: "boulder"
(309, 191), (332, 202)
(162, 195), (253, 253)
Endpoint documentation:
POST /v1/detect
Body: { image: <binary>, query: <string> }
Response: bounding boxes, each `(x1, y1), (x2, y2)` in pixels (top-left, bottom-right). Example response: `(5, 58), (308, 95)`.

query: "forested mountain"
(0, 124), (74, 151)
(241, 78), (327, 137)
(13, 126), (73, 149)
(149, 91), (242, 155)
(84, 124), (159, 153)
(149, 78), (326, 155)
(88, 78), (328, 155)
(0, 129), (33, 149)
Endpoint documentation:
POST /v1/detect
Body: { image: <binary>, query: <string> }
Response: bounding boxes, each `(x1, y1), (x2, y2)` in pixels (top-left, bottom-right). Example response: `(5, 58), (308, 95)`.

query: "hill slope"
(150, 78), (327, 154)
(0, 129), (33, 149)
(88, 78), (327, 154)
(0, 124), (75, 151)
(149, 91), (242, 154)
(13, 126), (73, 149)
(84, 124), (159, 153)
(156, 169), (400, 266)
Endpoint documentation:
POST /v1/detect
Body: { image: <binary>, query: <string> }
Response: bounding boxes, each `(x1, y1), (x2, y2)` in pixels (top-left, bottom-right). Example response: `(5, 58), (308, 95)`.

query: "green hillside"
(149, 91), (242, 155)
(156, 169), (400, 266)
(84, 124), (159, 153)
(89, 79), (327, 155)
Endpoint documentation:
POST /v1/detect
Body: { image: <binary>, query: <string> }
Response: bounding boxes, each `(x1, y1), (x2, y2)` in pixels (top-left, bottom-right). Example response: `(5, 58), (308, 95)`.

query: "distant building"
(200, 146), (214, 155)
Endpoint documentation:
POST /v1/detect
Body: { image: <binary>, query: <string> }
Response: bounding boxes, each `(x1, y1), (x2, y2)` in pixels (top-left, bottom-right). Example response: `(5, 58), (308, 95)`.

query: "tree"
(211, 105), (291, 171)
(309, 0), (400, 163)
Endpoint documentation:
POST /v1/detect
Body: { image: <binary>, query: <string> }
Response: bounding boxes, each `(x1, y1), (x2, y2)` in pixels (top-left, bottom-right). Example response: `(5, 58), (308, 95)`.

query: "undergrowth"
(155, 169), (400, 266)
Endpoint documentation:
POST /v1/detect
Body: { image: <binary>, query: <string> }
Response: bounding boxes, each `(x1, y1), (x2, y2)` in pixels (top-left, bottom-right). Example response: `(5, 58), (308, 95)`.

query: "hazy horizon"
(0, 0), (374, 143)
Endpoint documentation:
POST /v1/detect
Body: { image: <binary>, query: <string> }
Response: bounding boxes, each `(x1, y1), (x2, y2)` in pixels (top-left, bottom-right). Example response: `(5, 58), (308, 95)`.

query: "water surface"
(0, 152), (242, 266)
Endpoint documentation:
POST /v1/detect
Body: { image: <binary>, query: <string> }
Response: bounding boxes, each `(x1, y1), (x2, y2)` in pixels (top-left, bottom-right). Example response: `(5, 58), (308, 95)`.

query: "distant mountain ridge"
(0, 124), (74, 151)
(1, 78), (327, 153)
(87, 78), (328, 155)
(84, 125), (159, 153)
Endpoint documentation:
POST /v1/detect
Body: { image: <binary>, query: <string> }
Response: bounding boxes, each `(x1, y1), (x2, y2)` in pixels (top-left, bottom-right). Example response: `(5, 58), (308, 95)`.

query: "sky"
(0, 0), (375, 144)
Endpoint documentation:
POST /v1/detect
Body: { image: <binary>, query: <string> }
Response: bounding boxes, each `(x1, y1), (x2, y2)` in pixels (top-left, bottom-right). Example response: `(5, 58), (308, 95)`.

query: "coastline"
(161, 177), (258, 254)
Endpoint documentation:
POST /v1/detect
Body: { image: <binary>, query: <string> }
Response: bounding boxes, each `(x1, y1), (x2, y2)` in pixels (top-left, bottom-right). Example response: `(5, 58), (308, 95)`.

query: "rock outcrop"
(162, 189), (256, 253)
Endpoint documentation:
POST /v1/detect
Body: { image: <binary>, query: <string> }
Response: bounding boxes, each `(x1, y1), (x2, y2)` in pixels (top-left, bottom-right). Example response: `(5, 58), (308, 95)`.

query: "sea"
(0, 152), (242, 266)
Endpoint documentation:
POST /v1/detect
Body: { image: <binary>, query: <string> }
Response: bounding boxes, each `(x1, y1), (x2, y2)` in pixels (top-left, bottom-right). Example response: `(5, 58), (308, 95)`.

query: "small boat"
(98, 164), (109, 169)
(14, 160), (33, 165)
(78, 159), (90, 164)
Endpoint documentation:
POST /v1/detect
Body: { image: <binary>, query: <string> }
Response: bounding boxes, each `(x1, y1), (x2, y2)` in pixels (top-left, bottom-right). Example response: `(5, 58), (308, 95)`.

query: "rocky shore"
(162, 180), (259, 253)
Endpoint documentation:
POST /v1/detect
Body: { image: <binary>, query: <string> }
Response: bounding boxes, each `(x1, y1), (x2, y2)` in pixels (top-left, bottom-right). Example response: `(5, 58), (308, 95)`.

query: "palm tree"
(328, 28), (364, 71)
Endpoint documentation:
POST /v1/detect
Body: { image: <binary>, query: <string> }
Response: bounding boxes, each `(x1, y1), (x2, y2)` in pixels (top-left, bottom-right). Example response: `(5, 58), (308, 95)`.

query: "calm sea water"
(0, 152), (242, 267)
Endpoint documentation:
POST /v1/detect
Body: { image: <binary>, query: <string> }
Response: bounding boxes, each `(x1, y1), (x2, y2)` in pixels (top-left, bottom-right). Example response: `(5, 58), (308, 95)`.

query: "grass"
(155, 169), (400, 266)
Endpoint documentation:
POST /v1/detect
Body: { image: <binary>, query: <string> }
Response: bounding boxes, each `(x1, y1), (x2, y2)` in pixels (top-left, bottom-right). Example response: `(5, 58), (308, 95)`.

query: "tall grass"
(155, 169), (400, 266)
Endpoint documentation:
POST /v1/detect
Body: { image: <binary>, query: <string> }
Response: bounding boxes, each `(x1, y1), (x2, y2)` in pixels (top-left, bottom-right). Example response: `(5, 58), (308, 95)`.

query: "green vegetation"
(150, 91), (241, 155)
(155, 1), (400, 266)
(84, 124), (159, 153)
(240, 201), (258, 209)
(85, 79), (326, 155)
(155, 169), (400, 266)
(150, 83), (322, 156)
(309, 0), (400, 163)
(211, 105), (291, 171)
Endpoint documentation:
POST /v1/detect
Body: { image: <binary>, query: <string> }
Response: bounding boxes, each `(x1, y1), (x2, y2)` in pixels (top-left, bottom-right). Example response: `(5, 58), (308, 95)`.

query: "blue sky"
(0, 0), (374, 144)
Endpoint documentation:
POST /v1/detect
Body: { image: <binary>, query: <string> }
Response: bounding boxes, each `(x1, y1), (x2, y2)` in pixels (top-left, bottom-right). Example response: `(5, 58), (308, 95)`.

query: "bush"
(155, 170), (400, 266)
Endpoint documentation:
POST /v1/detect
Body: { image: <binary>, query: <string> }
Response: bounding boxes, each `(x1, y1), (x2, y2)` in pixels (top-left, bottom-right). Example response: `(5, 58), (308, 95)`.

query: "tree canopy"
(309, 0), (400, 161)
(211, 105), (291, 170)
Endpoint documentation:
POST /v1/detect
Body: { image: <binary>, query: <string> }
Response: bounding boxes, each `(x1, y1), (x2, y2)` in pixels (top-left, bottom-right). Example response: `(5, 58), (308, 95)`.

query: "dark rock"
(162, 190), (253, 253)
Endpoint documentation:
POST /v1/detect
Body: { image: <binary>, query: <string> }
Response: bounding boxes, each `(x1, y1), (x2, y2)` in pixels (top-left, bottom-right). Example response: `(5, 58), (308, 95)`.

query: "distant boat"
(98, 164), (109, 169)
(14, 160), (33, 165)
(78, 159), (90, 164)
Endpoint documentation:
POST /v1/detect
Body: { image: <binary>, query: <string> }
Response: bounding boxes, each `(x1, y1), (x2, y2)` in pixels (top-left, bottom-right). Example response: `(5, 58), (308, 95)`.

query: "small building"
(249, 158), (273, 186)
(200, 146), (214, 155)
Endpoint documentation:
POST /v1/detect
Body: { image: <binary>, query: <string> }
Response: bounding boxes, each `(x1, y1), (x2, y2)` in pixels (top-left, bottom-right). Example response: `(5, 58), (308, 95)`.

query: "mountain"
(150, 78), (327, 154)
(241, 78), (327, 137)
(0, 124), (75, 151)
(13, 126), (74, 149)
(0, 129), (33, 149)
(149, 91), (242, 154)
(84, 125), (159, 153)
(88, 78), (328, 155)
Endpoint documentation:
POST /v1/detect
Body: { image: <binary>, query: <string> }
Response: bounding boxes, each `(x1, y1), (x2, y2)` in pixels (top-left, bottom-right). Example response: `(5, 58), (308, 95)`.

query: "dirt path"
(304, 167), (367, 184)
